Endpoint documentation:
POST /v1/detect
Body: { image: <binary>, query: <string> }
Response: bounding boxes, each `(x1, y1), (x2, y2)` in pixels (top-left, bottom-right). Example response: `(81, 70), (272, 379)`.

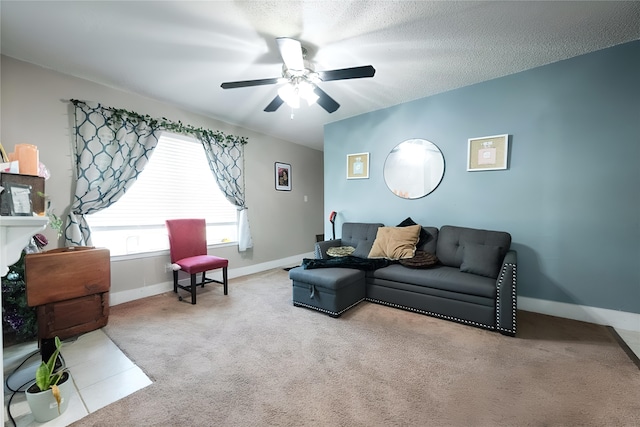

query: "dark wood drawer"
(37, 292), (109, 340)
(25, 247), (110, 307)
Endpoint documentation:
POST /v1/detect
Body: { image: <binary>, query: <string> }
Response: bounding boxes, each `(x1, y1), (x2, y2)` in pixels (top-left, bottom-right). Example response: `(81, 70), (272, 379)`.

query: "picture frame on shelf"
(346, 152), (369, 179)
(467, 134), (509, 171)
(6, 183), (33, 216)
(275, 162), (291, 191)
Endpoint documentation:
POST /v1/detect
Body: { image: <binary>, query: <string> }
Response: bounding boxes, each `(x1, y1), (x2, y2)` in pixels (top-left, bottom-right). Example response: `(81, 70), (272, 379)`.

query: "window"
(87, 132), (238, 256)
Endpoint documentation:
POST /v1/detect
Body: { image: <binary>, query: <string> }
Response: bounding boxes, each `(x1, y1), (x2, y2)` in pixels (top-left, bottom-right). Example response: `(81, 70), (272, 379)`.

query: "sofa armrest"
(314, 239), (343, 259)
(496, 250), (517, 336)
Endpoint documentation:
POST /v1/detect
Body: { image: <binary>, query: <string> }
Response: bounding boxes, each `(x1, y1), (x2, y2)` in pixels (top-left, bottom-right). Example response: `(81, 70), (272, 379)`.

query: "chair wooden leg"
(172, 270), (178, 293)
(190, 273), (197, 305)
(201, 272), (206, 288)
(223, 267), (228, 295)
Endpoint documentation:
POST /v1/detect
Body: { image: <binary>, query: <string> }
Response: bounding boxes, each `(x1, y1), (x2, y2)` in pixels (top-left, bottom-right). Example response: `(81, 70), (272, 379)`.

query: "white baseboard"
(109, 281), (174, 306)
(109, 252), (311, 306)
(110, 259), (639, 333)
(518, 296), (640, 332)
(224, 253), (309, 279)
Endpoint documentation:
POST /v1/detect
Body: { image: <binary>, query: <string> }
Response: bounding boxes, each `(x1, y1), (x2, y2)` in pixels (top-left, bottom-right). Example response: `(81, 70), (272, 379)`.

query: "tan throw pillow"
(368, 225), (421, 260)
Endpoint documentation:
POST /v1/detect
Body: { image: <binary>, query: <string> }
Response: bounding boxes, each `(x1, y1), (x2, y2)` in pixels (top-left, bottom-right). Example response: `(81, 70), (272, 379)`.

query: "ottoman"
(289, 267), (366, 317)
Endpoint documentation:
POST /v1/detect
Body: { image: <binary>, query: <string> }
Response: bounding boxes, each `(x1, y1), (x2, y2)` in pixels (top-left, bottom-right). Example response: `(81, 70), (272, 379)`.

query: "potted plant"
(25, 336), (73, 422)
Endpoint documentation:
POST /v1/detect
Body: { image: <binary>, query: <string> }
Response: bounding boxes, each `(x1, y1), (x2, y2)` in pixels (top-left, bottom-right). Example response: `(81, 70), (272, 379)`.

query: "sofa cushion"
(436, 225), (511, 269)
(460, 243), (502, 278)
(368, 225), (421, 260)
(369, 264), (497, 300)
(341, 222), (384, 255)
(399, 250), (439, 269)
(290, 266), (365, 290)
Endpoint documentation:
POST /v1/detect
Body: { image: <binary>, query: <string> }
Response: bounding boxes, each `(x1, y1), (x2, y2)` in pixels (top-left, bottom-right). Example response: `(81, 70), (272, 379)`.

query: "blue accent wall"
(324, 41), (640, 313)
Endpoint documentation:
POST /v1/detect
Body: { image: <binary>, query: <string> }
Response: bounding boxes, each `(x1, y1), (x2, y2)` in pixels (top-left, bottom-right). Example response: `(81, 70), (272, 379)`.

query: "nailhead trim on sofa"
(293, 298), (366, 318)
(365, 297), (497, 331)
(496, 262), (517, 336)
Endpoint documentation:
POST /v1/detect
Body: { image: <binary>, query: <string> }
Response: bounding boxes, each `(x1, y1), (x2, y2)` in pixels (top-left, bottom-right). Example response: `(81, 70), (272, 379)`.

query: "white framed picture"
(467, 134), (509, 171)
(346, 152), (369, 179)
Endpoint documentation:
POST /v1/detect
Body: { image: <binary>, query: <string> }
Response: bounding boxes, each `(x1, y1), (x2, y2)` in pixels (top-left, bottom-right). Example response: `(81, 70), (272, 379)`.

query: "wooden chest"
(25, 246), (110, 340)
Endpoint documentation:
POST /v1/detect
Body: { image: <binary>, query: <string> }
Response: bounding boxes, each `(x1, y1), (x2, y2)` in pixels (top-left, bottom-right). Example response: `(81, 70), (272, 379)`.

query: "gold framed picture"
(346, 152), (369, 179)
(467, 134), (509, 171)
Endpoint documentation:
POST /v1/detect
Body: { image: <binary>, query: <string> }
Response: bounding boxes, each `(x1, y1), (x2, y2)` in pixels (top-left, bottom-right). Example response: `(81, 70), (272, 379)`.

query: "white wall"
(1, 55), (324, 300)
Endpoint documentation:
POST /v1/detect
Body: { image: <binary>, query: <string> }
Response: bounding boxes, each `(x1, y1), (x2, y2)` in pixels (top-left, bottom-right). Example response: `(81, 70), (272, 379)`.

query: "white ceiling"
(2, 1), (639, 151)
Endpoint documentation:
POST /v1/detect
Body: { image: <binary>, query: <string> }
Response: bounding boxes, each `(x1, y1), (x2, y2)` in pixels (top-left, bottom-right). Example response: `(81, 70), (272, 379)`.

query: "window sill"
(109, 241), (238, 262)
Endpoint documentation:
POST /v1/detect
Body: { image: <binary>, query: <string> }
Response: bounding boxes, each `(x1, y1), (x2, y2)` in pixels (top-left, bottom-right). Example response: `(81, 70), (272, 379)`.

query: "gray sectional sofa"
(289, 222), (517, 336)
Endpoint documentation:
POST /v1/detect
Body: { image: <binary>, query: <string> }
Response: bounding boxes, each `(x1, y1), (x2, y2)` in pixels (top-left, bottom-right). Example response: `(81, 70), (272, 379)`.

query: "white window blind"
(87, 132), (238, 256)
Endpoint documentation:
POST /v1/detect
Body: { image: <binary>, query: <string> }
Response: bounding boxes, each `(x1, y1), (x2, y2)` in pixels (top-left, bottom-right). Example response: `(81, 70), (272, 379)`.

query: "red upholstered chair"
(166, 219), (229, 304)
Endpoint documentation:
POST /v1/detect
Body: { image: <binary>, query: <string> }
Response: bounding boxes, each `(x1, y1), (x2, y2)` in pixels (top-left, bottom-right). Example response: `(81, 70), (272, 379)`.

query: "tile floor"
(3, 329), (151, 427)
(3, 326), (638, 426)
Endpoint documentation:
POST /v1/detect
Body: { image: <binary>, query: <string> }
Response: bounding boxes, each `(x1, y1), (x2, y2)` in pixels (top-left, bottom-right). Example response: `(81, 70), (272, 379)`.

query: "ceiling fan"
(220, 37), (375, 113)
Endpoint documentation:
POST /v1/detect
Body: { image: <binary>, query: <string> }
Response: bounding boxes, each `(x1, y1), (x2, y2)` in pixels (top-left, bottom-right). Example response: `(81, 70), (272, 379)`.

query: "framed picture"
(275, 162), (291, 191)
(6, 183), (33, 215)
(467, 134), (509, 171)
(346, 152), (369, 179)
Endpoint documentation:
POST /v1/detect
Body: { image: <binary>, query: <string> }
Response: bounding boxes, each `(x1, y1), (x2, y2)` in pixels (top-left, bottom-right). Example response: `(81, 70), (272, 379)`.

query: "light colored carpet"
(71, 268), (640, 426)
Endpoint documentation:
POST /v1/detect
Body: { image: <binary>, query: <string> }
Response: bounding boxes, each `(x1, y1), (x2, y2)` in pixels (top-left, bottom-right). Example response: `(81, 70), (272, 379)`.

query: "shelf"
(0, 216), (49, 277)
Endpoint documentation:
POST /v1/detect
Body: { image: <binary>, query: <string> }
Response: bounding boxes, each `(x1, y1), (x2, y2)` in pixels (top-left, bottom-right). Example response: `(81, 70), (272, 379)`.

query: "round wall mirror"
(384, 138), (445, 199)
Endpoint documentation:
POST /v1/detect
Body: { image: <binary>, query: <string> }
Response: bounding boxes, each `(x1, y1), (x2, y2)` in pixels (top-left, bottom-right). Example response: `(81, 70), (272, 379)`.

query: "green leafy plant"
(36, 192), (63, 237)
(70, 99), (248, 148)
(34, 336), (66, 413)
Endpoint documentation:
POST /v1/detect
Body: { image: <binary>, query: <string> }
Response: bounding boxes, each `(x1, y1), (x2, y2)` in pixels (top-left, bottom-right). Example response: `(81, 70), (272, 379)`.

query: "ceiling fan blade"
(264, 95), (285, 112)
(317, 65), (376, 82)
(276, 37), (305, 71)
(313, 87), (340, 113)
(221, 78), (280, 89)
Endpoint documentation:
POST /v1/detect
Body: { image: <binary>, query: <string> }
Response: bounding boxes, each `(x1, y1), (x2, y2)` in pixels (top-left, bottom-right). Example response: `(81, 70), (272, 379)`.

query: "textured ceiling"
(2, 1), (639, 151)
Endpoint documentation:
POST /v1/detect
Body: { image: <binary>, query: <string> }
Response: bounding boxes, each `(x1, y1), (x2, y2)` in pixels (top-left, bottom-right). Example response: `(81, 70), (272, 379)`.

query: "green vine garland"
(70, 99), (248, 147)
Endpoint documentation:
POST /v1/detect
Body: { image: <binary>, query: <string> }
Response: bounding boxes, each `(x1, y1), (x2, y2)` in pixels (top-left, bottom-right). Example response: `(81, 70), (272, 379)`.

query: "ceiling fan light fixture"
(298, 80), (319, 105)
(221, 37), (375, 114)
(305, 92), (319, 106)
(278, 78), (318, 108)
(277, 83), (300, 109)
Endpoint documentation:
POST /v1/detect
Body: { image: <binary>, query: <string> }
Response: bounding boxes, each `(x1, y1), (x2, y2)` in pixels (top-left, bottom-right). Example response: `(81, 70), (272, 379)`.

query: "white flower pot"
(25, 371), (73, 423)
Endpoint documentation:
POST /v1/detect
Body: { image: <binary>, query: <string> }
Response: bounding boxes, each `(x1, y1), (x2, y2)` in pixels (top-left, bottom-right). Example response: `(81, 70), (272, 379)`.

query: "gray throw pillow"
(352, 240), (375, 258)
(460, 242), (502, 279)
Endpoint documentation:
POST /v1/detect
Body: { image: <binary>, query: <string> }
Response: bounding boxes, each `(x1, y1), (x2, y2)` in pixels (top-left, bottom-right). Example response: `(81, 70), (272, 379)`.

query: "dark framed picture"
(275, 162), (291, 191)
(6, 183), (33, 215)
